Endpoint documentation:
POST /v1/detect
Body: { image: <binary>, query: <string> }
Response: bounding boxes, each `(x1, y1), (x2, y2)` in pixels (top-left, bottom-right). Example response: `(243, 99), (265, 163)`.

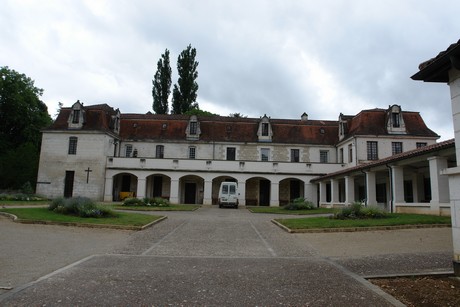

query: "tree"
(184, 108), (219, 117)
(152, 49), (172, 114)
(229, 113), (248, 118)
(0, 66), (52, 190)
(172, 44), (199, 114)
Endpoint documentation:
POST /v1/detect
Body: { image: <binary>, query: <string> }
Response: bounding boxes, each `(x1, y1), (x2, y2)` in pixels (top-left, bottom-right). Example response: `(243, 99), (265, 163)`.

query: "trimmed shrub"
(333, 202), (388, 220)
(49, 197), (116, 218)
(144, 197), (170, 207)
(284, 198), (315, 210)
(122, 198), (145, 206)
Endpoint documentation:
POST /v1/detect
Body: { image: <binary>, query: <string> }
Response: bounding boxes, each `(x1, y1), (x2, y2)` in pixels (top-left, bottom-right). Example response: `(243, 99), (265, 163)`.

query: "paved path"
(0, 207), (453, 306)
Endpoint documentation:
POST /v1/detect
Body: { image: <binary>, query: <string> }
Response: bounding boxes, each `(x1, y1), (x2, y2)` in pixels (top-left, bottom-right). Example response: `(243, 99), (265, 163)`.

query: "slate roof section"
(311, 138), (455, 182)
(411, 39), (460, 83)
(341, 108), (438, 138)
(47, 103), (119, 133)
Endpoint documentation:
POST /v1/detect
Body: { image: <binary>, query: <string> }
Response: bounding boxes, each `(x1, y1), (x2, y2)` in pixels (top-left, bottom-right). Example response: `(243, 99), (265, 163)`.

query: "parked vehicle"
(218, 182), (239, 208)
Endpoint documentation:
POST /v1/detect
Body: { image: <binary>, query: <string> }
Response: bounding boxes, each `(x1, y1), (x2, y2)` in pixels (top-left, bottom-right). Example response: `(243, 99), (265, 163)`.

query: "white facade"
(36, 103), (440, 208)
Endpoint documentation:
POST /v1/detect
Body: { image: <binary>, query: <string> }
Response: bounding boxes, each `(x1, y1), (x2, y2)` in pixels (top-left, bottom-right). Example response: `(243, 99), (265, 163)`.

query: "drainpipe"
(386, 164), (394, 213)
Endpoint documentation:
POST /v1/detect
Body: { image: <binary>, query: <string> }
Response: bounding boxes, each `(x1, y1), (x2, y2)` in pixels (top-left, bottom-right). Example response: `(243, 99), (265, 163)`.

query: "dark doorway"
(184, 182), (196, 204)
(153, 176), (163, 197)
(404, 180), (414, 203)
(64, 171), (75, 198)
(290, 180), (301, 201)
(376, 183), (387, 203)
(122, 175), (131, 192)
(259, 180), (270, 206)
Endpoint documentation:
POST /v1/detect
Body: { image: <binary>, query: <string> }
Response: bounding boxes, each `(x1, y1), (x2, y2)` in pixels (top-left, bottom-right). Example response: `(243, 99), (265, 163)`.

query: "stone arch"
(245, 176), (271, 206)
(112, 172), (138, 201)
(212, 175), (238, 205)
(179, 174), (205, 204)
(279, 177), (306, 205)
(146, 173), (171, 200)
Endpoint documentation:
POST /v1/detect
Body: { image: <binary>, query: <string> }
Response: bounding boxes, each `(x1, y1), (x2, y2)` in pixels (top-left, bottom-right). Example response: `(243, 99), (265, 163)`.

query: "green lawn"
(114, 204), (200, 211)
(0, 200), (49, 206)
(275, 214), (452, 229)
(248, 206), (335, 215)
(0, 207), (163, 228)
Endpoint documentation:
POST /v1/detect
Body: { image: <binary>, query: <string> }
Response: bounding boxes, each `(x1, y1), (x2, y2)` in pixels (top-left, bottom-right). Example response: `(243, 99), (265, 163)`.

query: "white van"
(218, 182), (239, 208)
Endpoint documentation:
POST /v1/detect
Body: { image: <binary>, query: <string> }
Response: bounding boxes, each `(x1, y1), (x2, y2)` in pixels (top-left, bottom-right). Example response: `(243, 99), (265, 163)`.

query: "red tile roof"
(120, 114), (339, 145)
(47, 103), (118, 133)
(311, 138), (455, 182)
(342, 108), (438, 138)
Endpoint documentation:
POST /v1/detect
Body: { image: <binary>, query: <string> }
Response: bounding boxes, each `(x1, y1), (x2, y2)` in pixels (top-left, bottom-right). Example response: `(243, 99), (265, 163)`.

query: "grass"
(114, 204), (200, 211)
(0, 207), (162, 227)
(0, 200), (49, 206)
(275, 214), (452, 229)
(248, 206), (335, 215)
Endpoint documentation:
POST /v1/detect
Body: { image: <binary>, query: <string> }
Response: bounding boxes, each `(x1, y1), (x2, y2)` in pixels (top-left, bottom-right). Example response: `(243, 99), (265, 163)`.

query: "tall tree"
(152, 49), (172, 114)
(172, 44), (199, 114)
(0, 66), (52, 190)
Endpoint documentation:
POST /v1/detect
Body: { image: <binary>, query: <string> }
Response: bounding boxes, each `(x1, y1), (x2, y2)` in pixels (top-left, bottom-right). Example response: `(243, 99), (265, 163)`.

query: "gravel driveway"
(0, 207), (453, 306)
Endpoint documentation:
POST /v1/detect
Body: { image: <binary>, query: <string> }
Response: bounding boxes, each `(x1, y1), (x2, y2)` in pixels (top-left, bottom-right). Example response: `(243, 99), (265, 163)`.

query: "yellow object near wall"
(119, 192), (134, 200)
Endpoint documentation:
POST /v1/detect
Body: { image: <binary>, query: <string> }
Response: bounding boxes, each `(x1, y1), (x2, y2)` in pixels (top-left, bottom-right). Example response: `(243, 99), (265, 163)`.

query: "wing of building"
(37, 101), (449, 213)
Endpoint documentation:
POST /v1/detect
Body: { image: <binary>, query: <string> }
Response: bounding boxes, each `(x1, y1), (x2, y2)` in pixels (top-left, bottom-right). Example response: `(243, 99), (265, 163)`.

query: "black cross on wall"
(85, 167), (92, 183)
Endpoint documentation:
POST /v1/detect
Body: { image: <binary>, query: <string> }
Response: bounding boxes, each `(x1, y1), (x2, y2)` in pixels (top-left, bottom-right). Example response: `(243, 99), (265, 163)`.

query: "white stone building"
(37, 101), (445, 210)
(411, 38), (460, 275)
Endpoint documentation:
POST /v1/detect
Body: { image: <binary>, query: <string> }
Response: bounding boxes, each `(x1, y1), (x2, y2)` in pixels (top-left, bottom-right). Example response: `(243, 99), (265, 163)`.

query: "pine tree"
(152, 49), (172, 114)
(172, 44), (199, 114)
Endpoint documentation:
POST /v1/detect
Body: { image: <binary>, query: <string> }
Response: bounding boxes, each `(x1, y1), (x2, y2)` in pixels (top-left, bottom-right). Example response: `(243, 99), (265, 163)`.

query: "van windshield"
(222, 185), (228, 194)
(229, 185), (236, 194)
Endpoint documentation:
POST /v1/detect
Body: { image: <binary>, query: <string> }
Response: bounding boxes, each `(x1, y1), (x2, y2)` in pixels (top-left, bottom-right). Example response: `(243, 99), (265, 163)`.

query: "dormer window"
(186, 115), (201, 140)
(72, 110), (80, 124)
(262, 123), (269, 136)
(392, 112), (400, 128)
(386, 105), (406, 134)
(68, 100), (84, 129)
(257, 115), (272, 142)
(190, 121), (198, 135)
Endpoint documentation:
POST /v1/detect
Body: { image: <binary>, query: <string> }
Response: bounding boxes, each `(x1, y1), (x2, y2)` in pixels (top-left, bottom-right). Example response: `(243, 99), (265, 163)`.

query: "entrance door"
(184, 182), (196, 204)
(64, 171), (75, 198)
(259, 180), (270, 206)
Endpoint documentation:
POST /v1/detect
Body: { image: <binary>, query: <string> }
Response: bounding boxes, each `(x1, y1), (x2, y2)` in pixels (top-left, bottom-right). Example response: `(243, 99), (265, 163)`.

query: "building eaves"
(311, 138), (455, 183)
(411, 39), (460, 83)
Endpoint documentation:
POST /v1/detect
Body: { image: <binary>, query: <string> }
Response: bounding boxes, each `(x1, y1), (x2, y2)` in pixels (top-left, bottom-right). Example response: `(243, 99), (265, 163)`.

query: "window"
(226, 147), (236, 161)
(320, 150), (328, 163)
(417, 142), (427, 148)
(190, 122), (197, 135)
(392, 112), (400, 128)
(156, 145), (164, 158)
(339, 148), (344, 163)
(68, 137), (78, 155)
(262, 123), (269, 136)
(367, 141), (378, 160)
(72, 110), (80, 124)
(261, 148), (270, 161)
(189, 146), (196, 159)
(392, 142), (403, 155)
(229, 184), (236, 194)
(125, 144), (133, 157)
(291, 149), (299, 162)
(348, 144), (353, 163)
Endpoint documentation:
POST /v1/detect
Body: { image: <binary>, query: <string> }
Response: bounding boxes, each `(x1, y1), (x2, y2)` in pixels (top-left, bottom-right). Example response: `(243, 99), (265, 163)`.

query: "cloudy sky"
(1, 0), (458, 140)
